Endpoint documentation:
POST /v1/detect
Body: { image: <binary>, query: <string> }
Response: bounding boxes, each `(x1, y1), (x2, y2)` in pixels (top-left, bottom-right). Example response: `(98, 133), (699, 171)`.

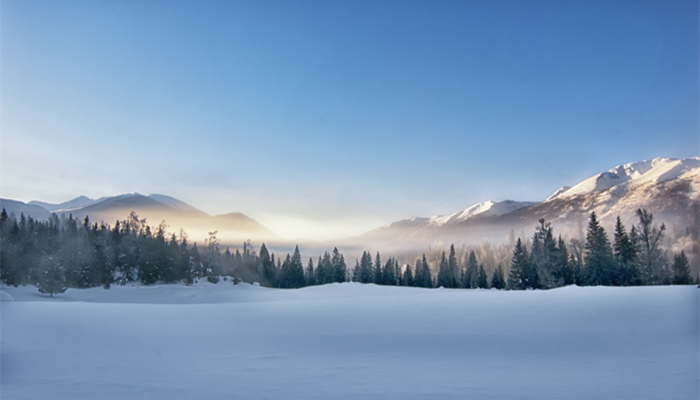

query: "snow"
(1, 283), (698, 400)
(429, 200), (536, 226)
(548, 157), (700, 200)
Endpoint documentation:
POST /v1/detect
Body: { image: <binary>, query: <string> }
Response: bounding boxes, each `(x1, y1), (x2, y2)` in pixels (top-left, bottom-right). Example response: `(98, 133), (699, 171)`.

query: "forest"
(0, 207), (695, 297)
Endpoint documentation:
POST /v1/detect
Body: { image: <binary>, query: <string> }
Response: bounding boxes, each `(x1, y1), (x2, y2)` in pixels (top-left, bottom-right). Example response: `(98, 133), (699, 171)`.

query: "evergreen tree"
(672, 251), (692, 284)
(477, 265), (489, 289)
(305, 257), (316, 286)
(359, 251), (374, 283)
(260, 243), (276, 287)
(437, 252), (456, 288)
(382, 257), (396, 285)
(613, 217), (639, 286)
(402, 263), (413, 286)
(508, 238), (532, 290)
(374, 252), (383, 284)
(36, 255), (68, 297)
(448, 244), (459, 286)
(584, 212), (615, 286)
(462, 251), (478, 288)
(280, 245), (305, 288)
(318, 251), (333, 284)
(414, 254), (433, 288)
(490, 265), (506, 289)
(530, 219), (560, 288)
(331, 248), (347, 283)
(557, 236), (574, 286)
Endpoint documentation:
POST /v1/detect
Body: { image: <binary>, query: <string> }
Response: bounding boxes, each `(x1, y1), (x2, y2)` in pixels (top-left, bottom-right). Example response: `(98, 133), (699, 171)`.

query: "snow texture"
(1, 282), (698, 400)
(429, 200), (536, 226)
(547, 157), (700, 201)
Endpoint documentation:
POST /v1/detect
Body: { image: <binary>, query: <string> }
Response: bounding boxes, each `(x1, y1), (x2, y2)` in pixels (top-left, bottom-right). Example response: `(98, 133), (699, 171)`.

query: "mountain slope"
(0, 199), (52, 220)
(2, 193), (281, 244)
(358, 157), (700, 247)
(28, 195), (95, 212)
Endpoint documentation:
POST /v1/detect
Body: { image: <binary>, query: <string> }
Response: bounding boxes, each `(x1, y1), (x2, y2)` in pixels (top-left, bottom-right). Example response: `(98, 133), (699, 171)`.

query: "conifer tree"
(36, 255), (68, 297)
(672, 251), (692, 284)
(462, 251), (478, 288)
(402, 263), (413, 286)
(260, 243), (276, 287)
(359, 251), (374, 283)
(613, 217), (639, 286)
(382, 257), (396, 285)
(490, 265), (506, 289)
(437, 251), (456, 288)
(584, 212), (615, 286)
(374, 252), (383, 284)
(557, 236), (574, 285)
(331, 248), (347, 283)
(448, 244), (459, 286)
(508, 238), (532, 290)
(305, 257), (316, 286)
(477, 265), (489, 289)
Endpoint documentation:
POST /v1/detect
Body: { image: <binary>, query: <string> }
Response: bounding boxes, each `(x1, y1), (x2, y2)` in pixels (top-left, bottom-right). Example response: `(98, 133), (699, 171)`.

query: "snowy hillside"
(1, 282), (697, 400)
(547, 157), (700, 200)
(429, 200), (536, 226)
(359, 156), (699, 249)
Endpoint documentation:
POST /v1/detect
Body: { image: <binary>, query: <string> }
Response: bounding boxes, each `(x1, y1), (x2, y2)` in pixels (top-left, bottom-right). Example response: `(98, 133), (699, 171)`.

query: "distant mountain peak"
(428, 199), (536, 227)
(547, 157), (699, 201)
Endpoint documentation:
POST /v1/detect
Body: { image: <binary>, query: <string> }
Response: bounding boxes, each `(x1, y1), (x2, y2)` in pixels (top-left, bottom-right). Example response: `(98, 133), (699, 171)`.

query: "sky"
(2, 0), (699, 240)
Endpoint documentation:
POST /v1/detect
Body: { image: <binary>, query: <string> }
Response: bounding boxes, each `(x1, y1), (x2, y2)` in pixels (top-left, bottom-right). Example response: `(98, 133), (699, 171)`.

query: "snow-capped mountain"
(547, 157), (699, 201)
(358, 156), (700, 247)
(428, 200), (537, 226)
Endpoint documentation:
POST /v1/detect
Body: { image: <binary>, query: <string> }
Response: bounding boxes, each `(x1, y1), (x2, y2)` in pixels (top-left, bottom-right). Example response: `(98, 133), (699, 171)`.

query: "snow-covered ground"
(1, 282), (698, 399)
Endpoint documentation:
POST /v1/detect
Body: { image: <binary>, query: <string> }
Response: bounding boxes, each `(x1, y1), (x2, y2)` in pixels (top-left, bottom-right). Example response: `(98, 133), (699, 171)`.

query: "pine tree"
(530, 219), (560, 288)
(382, 257), (396, 285)
(672, 251), (692, 284)
(331, 248), (347, 283)
(490, 264), (506, 289)
(305, 257), (316, 286)
(477, 265), (489, 289)
(374, 252), (383, 284)
(359, 251), (374, 283)
(613, 217), (639, 286)
(557, 236), (574, 286)
(508, 238), (532, 290)
(260, 243), (276, 287)
(437, 251), (456, 288)
(448, 244), (459, 286)
(584, 212), (615, 286)
(414, 254), (433, 288)
(402, 263), (413, 286)
(462, 251), (478, 288)
(36, 255), (68, 297)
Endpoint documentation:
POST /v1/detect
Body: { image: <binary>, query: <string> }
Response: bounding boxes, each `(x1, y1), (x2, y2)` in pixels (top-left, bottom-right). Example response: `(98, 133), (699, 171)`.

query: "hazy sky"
(3, 0), (698, 240)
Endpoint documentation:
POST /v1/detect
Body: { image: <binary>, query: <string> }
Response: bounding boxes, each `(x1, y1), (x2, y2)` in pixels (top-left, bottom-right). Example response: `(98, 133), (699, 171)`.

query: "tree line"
(0, 207), (694, 296)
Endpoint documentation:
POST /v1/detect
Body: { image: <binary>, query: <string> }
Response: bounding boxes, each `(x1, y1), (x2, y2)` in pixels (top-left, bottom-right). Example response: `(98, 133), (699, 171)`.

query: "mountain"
(0, 199), (52, 220)
(28, 195), (95, 212)
(1, 193), (281, 244)
(357, 157), (700, 248)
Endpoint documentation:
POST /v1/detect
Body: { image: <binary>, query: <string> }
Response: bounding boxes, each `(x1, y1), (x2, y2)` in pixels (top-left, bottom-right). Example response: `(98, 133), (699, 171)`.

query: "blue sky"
(2, 0), (698, 240)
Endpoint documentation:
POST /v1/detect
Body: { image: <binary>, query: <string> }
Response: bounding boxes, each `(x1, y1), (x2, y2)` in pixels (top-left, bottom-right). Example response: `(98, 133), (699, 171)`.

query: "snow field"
(1, 283), (698, 399)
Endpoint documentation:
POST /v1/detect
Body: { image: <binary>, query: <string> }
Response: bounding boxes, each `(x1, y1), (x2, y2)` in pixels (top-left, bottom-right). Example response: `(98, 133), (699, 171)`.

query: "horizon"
(3, 0), (699, 240)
